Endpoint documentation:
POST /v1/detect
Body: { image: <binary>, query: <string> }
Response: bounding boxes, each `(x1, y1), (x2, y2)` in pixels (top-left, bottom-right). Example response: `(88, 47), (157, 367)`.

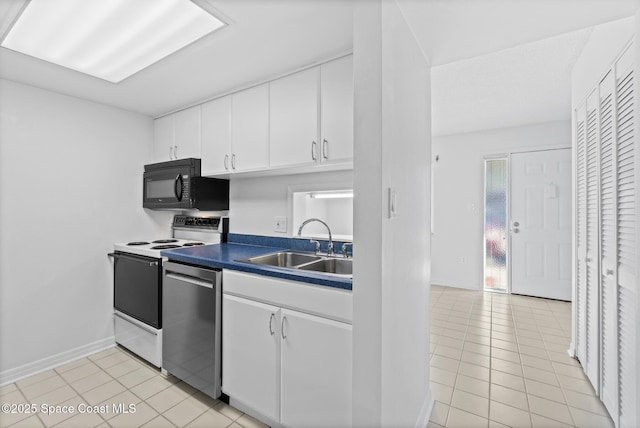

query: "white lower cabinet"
(280, 308), (352, 428)
(222, 270), (352, 427)
(222, 294), (279, 421)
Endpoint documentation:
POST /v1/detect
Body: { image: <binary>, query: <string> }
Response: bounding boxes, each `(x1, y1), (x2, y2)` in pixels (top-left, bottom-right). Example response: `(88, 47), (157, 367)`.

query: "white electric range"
(110, 215), (227, 367)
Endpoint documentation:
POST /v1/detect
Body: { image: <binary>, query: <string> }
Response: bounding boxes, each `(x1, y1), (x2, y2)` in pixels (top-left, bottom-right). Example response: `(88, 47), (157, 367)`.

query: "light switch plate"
(275, 216), (287, 233)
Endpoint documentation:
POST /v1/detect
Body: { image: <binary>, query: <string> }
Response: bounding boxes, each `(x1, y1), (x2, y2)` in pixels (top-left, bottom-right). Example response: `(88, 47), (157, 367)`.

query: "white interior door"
(510, 149), (572, 300)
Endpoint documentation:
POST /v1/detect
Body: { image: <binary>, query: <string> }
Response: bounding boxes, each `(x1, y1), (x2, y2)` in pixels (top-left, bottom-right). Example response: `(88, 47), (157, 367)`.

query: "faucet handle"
(309, 240), (321, 254)
(341, 242), (353, 258)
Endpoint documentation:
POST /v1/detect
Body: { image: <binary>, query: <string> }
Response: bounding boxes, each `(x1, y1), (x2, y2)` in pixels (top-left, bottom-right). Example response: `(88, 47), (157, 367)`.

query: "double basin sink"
(240, 251), (352, 278)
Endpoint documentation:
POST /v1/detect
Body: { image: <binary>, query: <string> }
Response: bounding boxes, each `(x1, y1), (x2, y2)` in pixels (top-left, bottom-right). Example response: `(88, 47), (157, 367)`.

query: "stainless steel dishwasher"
(162, 261), (222, 399)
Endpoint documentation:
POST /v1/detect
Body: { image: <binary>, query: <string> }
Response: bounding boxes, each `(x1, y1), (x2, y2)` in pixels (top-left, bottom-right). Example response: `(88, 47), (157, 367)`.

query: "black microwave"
(143, 158), (229, 210)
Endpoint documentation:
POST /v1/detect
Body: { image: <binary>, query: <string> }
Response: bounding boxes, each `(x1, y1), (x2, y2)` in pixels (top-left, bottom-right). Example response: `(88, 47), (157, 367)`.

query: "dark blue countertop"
(161, 243), (353, 291)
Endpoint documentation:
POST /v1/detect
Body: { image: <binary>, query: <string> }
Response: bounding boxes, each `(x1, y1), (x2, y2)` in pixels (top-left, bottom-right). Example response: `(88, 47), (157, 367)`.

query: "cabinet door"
(231, 84), (270, 172)
(270, 68), (319, 168)
(222, 294), (280, 422)
(584, 90), (600, 392)
(320, 55), (353, 164)
(280, 309), (352, 428)
(201, 97), (231, 175)
(173, 105), (201, 160)
(153, 115), (174, 162)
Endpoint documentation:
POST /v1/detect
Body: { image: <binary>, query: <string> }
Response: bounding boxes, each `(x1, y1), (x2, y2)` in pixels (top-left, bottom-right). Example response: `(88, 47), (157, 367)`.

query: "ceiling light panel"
(1, 0), (226, 83)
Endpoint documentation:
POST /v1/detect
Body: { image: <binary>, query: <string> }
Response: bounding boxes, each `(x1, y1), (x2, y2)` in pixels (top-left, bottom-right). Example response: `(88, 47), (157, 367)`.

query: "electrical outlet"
(460, 257), (466, 264)
(275, 216), (287, 233)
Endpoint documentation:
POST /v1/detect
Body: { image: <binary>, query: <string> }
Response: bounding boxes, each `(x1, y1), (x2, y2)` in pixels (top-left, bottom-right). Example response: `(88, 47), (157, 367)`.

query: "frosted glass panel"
(485, 159), (508, 291)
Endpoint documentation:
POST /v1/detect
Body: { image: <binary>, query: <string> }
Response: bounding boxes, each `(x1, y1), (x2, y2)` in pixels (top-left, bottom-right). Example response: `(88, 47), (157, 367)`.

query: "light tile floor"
(0, 285), (614, 428)
(428, 285), (614, 428)
(0, 347), (268, 428)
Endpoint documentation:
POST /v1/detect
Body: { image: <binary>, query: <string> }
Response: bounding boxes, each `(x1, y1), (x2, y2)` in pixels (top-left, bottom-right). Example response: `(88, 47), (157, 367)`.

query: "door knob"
(513, 221), (520, 227)
(512, 228), (519, 234)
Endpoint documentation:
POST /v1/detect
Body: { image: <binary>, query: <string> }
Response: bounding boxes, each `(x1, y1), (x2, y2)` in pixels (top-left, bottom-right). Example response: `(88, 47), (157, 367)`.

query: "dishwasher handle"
(165, 271), (218, 289)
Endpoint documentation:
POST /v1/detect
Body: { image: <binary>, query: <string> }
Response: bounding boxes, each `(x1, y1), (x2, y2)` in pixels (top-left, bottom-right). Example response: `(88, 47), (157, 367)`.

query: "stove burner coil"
(127, 241), (150, 246)
(152, 239), (179, 244)
(151, 244), (181, 250)
(182, 242), (205, 247)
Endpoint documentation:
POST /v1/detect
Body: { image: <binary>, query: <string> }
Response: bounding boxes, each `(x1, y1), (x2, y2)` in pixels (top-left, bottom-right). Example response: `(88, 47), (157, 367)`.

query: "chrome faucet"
(297, 218), (334, 256)
(341, 242), (353, 258)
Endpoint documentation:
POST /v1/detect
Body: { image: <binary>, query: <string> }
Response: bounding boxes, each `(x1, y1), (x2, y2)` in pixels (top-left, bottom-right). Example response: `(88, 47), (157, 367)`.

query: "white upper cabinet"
(164, 55), (352, 175)
(231, 83), (270, 172)
(269, 67), (320, 168)
(201, 96), (231, 175)
(320, 55), (353, 164)
(173, 105), (201, 160)
(152, 105), (201, 163)
(152, 114), (174, 163)
(269, 55), (353, 170)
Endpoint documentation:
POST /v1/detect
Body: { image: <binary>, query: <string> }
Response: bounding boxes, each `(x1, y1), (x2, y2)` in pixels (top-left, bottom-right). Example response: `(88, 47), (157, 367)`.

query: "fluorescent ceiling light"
(308, 191), (354, 199)
(0, 0), (226, 83)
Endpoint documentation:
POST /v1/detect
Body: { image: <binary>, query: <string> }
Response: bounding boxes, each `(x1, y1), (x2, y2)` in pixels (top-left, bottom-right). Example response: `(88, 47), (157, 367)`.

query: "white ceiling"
(431, 26), (594, 136)
(0, 0), (637, 126)
(0, 0), (354, 117)
(399, 0), (637, 66)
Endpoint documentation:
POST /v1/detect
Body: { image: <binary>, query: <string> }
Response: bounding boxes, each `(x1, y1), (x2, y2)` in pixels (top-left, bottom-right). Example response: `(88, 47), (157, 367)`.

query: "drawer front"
(223, 270), (352, 324)
(114, 312), (162, 367)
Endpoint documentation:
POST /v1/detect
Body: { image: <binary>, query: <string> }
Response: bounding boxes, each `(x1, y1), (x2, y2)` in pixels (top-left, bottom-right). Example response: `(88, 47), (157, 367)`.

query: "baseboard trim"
(567, 343), (576, 358)
(228, 396), (280, 428)
(415, 390), (434, 428)
(0, 337), (116, 387)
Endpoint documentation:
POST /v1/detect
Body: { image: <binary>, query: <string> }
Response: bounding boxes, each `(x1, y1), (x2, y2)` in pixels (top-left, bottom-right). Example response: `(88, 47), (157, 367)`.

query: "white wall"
(229, 170), (353, 237)
(0, 79), (173, 383)
(431, 120), (571, 290)
(353, 1), (432, 426)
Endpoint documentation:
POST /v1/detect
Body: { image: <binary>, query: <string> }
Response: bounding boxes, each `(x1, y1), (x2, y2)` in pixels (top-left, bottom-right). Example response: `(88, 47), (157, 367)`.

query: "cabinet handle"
(231, 154), (237, 170)
(269, 313), (275, 336)
(311, 141), (317, 161)
(169, 146), (174, 160)
(281, 316), (287, 340)
(322, 139), (328, 160)
(174, 145), (178, 159)
(224, 154), (229, 170)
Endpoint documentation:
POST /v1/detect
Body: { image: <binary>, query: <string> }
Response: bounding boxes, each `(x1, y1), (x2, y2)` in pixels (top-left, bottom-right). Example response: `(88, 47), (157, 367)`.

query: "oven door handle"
(108, 252), (159, 267)
(174, 174), (184, 202)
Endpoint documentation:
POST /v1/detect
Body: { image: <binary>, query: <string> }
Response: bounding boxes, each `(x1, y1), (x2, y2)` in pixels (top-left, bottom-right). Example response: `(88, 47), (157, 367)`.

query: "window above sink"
(291, 187), (353, 241)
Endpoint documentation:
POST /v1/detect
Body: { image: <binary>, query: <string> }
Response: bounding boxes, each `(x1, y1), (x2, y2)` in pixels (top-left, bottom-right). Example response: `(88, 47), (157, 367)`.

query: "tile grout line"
(487, 292), (493, 425)
(547, 307), (579, 428)
(513, 294), (535, 428)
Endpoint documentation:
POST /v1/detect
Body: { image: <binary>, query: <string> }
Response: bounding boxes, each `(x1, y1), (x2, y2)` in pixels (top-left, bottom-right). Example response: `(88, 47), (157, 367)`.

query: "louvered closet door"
(615, 47), (637, 428)
(575, 103), (588, 366)
(598, 70), (618, 419)
(585, 90), (600, 391)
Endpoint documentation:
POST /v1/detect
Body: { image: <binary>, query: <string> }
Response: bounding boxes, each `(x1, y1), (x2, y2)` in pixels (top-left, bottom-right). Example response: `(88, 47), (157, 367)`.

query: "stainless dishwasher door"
(162, 261), (222, 399)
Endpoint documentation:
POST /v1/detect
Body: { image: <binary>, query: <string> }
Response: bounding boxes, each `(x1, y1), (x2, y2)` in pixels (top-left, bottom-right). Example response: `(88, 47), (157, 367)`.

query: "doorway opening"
(483, 149), (572, 298)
